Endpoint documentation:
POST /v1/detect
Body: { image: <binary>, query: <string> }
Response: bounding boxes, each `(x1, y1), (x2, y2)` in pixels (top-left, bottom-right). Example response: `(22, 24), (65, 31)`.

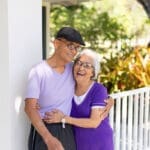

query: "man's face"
(55, 38), (82, 63)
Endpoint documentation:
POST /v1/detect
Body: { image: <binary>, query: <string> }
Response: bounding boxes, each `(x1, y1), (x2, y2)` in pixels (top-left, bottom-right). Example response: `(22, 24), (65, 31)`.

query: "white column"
(0, 0), (11, 149)
(0, 0), (42, 150)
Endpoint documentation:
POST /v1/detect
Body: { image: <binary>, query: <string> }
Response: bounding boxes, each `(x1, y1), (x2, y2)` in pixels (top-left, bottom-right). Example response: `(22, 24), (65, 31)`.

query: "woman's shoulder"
(89, 82), (108, 102)
(93, 82), (107, 91)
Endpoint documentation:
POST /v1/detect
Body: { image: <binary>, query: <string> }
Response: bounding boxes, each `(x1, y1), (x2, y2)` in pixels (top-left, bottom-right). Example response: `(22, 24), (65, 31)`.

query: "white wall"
(0, 0), (11, 149)
(0, 0), (42, 149)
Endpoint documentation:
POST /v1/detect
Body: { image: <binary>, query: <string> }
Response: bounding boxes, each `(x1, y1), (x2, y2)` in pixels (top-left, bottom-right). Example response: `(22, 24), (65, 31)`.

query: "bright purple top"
(71, 82), (114, 150)
(25, 61), (75, 117)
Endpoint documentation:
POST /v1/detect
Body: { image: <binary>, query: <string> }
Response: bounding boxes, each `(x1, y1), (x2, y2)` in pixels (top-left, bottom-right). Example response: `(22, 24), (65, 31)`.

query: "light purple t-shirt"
(25, 60), (75, 118)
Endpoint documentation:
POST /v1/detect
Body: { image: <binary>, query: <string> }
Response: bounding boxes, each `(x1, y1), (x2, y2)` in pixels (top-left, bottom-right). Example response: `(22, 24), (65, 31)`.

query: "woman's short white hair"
(75, 49), (101, 79)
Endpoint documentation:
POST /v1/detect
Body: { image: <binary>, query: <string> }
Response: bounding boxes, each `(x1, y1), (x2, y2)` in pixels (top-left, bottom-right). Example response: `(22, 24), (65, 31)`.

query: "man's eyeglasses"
(74, 60), (94, 69)
(57, 38), (82, 52)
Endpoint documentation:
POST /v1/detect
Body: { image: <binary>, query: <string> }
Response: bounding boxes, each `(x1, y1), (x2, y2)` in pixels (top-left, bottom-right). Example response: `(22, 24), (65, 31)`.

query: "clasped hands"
(36, 96), (114, 124)
(43, 109), (65, 124)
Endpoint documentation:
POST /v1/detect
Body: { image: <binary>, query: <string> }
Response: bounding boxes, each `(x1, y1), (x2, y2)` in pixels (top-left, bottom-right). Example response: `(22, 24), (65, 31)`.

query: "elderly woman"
(44, 49), (114, 150)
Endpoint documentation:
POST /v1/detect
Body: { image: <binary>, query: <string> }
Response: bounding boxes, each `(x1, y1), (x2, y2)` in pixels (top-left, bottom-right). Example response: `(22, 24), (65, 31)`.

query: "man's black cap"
(55, 27), (85, 46)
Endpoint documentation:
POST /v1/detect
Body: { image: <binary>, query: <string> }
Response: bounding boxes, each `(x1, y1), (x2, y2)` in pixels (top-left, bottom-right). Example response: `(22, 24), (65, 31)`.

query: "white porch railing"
(109, 87), (150, 150)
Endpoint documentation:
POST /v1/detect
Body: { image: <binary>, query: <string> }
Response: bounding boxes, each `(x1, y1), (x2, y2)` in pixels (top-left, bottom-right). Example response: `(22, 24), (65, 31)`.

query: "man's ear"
(53, 39), (60, 50)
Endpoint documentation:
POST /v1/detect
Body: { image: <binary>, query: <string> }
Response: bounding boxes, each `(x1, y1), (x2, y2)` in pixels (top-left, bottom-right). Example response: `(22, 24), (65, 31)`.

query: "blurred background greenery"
(49, 0), (150, 93)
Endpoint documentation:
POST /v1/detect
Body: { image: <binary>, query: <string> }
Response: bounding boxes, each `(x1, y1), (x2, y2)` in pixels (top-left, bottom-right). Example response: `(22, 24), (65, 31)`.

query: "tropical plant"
(100, 46), (150, 93)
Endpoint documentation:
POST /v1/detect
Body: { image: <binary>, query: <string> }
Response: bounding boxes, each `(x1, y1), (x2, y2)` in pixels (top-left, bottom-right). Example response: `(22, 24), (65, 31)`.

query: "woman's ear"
(90, 69), (95, 80)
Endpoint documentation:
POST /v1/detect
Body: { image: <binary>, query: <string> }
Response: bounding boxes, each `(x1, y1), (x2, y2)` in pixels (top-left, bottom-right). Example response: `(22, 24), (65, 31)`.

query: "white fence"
(109, 87), (150, 150)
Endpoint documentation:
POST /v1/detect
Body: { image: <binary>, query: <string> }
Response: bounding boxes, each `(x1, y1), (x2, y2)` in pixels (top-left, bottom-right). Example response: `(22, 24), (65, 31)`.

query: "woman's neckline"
(75, 81), (95, 96)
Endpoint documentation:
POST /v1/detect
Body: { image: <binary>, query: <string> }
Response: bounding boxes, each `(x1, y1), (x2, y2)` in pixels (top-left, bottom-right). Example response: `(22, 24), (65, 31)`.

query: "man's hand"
(44, 109), (65, 124)
(44, 135), (64, 150)
(100, 96), (114, 119)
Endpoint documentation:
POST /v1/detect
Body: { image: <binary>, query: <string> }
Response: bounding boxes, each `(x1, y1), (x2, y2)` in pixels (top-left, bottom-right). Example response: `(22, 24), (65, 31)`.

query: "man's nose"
(71, 48), (77, 55)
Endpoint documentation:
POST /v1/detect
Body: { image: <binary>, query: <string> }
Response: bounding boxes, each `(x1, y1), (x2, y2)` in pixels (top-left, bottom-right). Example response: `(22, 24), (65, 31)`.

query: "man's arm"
(24, 98), (64, 150)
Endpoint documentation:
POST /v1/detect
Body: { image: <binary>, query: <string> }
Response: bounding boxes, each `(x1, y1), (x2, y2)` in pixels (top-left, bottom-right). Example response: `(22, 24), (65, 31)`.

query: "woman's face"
(73, 54), (94, 83)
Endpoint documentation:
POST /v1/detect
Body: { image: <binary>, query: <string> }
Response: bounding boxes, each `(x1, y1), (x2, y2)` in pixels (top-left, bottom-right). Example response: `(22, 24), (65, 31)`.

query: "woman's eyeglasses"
(75, 60), (94, 69)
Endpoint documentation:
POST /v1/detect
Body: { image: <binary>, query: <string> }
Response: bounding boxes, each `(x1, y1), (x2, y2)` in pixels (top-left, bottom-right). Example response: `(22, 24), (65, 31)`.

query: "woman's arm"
(65, 108), (105, 128)
(45, 108), (105, 129)
(68, 97), (114, 128)
(102, 96), (114, 118)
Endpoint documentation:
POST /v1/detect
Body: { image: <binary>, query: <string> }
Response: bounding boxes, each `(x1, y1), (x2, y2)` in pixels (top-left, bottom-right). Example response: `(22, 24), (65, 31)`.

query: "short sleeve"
(91, 84), (108, 108)
(25, 68), (40, 99)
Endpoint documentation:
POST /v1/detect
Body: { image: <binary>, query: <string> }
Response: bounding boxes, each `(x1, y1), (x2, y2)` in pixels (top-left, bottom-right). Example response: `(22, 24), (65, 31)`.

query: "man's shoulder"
(67, 62), (73, 68)
(65, 62), (73, 72)
(29, 60), (46, 75)
(31, 60), (45, 70)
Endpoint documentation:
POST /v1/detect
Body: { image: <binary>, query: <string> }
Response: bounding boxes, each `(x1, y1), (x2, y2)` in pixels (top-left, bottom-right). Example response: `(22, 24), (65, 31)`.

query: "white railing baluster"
(148, 90), (150, 149)
(122, 96), (127, 150)
(139, 92), (144, 150)
(115, 97), (121, 150)
(143, 89), (149, 150)
(128, 95), (133, 150)
(109, 101), (114, 129)
(133, 93), (138, 150)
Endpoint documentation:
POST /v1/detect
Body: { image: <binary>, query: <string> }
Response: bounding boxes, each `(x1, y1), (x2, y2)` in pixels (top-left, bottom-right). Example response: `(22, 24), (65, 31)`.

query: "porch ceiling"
(50, 0), (91, 6)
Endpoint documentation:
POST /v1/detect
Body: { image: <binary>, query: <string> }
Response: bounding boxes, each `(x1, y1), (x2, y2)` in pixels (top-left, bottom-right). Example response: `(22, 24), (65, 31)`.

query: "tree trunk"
(137, 0), (150, 18)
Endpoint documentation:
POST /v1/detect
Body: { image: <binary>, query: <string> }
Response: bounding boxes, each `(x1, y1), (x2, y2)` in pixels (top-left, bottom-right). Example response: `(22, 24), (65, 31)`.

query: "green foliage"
(50, 4), (129, 51)
(50, 2), (150, 93)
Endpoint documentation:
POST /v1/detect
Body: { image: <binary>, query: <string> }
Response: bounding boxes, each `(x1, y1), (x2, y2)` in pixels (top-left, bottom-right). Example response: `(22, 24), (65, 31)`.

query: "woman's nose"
(78, 64), (85, 70)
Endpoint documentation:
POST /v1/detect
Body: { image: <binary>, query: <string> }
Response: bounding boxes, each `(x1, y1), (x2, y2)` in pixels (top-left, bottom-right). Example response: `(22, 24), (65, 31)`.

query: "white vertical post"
(0, 0), (42, 150)
(0, 0), (11, 149)
(133, 93), (139, 150)
(148, 90), (150, 149)
(115, 97), (121, 150)
(109, 101), (114, 129)
(127, 95), (133, 150)
(143, 90), (149, 149)
(139, 92), (144, 149)
(122, 96), (127, 150)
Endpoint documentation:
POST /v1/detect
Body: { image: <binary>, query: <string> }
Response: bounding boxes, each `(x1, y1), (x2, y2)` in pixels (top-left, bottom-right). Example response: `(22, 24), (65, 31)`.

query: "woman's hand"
(43, 109), (65, 124)
(100, 96), (114, 119)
